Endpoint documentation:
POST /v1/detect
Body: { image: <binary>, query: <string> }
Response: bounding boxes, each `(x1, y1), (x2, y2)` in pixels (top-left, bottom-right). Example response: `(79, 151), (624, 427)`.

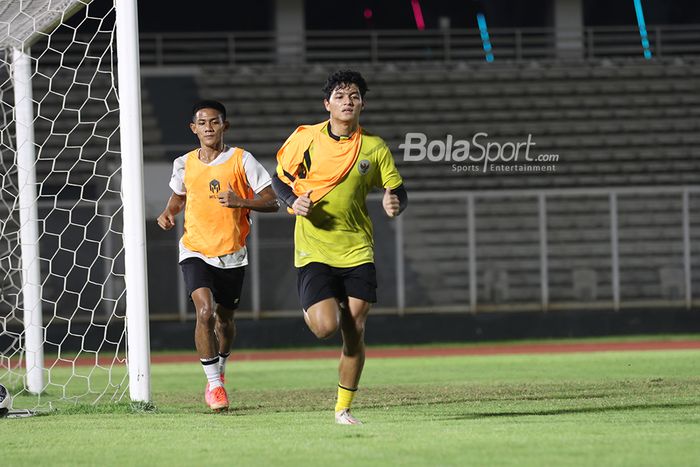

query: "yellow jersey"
(277, 123), (403, 267)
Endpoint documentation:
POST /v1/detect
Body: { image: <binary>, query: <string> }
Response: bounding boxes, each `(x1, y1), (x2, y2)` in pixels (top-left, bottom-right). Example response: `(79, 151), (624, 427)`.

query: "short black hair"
(322, 70), (368, 100)
(191, 100), (227, 121)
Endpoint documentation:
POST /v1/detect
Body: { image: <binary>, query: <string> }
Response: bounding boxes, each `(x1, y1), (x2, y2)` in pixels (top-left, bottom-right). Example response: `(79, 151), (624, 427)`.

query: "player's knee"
(356, 324), (366, 341)
(311, 320), (339, 339)
(308, 311), (339, 339)
(196, 305), (215, 326)
(306, 300), (340, 339)
(215, 319), (233, 335)
(347, 313), (366, 335)
(215, 306), (235, 321)
(343, 321), (365, 345)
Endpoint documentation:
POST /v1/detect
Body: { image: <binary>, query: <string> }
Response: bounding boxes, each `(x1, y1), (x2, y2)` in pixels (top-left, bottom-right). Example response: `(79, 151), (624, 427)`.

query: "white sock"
(218, 352), (230, 378)
(201, 357), (223, 389)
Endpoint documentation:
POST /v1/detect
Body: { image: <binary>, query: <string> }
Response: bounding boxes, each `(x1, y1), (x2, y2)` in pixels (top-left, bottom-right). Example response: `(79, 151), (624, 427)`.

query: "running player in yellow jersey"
(157, 100), (279, 412)
(272, 70), (408, 424)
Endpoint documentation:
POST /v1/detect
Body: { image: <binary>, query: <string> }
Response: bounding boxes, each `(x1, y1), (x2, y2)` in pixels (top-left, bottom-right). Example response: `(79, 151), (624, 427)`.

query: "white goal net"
(0, 0), (150, 410)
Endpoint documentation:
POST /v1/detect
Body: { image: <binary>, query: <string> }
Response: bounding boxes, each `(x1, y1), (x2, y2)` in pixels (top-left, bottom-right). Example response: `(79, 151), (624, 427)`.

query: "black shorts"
(179, 258), (245, 310)
(297, 262), (377, 311)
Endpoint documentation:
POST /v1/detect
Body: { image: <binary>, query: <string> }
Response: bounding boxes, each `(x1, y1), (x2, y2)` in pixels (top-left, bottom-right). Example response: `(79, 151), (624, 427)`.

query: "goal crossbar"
(0, 0), (90, 49)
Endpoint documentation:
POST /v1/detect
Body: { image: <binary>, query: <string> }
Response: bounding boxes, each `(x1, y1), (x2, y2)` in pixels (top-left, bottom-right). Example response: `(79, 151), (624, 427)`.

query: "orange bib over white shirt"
(169, 146), (272, 268)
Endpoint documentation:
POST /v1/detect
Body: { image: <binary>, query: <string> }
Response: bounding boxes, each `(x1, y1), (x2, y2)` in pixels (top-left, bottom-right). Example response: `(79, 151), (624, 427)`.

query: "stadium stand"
(187, 58), (700, 189)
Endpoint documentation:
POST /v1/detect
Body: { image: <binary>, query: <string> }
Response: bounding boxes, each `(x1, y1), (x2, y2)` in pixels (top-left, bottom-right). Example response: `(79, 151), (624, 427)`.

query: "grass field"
(2, 341), (700, 466)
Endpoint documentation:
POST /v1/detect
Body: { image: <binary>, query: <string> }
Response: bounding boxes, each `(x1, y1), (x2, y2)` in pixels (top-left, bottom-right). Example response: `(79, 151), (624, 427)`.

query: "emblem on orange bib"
(209, 179), (221, 199)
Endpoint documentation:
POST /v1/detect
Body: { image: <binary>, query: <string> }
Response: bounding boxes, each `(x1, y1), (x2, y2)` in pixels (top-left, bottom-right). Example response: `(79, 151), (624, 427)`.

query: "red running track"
(2, 340), (697, 369)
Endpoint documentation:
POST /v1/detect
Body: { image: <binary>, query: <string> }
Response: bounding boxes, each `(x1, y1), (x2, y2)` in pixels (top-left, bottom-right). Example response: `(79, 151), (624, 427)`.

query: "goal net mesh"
(0, 0), (131, 409)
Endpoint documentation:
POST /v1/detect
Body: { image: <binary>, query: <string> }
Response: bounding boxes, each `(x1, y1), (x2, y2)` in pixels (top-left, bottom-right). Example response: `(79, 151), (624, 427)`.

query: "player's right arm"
(157, 193), (186, 230)
(271, 173), (313, 216)
(158, 154), (187, 230)
(292, 190), (313, 216)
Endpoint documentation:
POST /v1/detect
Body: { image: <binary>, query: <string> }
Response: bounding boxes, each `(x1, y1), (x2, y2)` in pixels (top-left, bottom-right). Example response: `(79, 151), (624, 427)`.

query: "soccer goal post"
(0, 0), (151, 408)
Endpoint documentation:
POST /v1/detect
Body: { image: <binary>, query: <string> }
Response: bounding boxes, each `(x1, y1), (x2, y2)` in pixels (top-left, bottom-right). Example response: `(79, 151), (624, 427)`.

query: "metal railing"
(137, 24), (700, 66)
(166, 185), (699, 320)
(2, 186), (697, 323)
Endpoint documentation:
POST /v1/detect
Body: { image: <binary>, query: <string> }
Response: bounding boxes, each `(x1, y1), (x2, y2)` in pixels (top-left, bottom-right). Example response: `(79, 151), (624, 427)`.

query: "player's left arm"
(219, 185), (280, 212)
(376, 144), (408, 217)
(383, 185), (407, 218)
(218, 152), (280, 212)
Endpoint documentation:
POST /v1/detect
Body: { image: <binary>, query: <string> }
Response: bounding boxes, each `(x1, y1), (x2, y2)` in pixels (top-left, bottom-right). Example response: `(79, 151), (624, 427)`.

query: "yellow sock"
(335, 384), (357, 412)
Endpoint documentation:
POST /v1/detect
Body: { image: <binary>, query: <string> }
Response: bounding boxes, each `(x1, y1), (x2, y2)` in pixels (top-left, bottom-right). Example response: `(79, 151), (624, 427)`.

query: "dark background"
(135, 0), (700, 33)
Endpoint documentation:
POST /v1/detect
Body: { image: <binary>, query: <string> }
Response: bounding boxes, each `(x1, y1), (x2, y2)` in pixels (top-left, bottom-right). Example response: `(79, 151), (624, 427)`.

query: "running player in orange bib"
(157, 100), (279, 412)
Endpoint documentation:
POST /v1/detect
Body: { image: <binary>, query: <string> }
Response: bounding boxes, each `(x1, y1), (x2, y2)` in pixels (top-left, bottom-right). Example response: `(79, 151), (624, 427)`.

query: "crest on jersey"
(209, 179), (221, 193)
(358, 159), (370, 175)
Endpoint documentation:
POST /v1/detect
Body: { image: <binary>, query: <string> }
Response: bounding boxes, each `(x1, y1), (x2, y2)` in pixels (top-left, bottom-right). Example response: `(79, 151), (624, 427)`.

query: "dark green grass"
(2, 347), (700, 466)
